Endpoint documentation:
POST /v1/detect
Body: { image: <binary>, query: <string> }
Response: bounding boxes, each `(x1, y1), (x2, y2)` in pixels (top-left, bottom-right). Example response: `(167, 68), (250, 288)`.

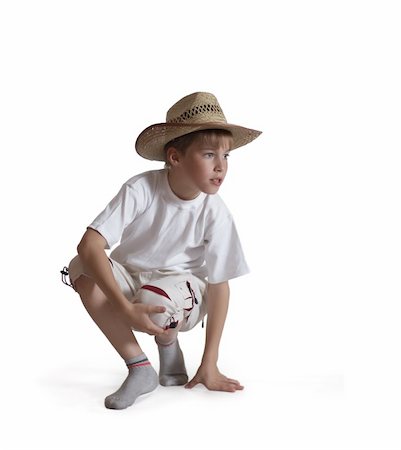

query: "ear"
(166, 147), (182, 167)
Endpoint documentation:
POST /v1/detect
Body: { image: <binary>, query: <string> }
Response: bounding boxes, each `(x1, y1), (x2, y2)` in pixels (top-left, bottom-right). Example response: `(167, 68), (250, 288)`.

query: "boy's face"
(169, 135), (231, 199)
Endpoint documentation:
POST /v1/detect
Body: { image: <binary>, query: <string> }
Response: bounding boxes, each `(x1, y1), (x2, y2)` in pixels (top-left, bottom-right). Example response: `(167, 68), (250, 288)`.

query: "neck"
(167, 169), (200, 201)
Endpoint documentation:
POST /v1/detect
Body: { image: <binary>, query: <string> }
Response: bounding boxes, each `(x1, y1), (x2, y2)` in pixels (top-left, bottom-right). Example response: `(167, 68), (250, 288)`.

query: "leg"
(155, 321), (188, 386)
(135, 274), (207, 387)
(75, 274), (142, 360)
(137, 283), (189, 386)
(74, 275), (158, 409)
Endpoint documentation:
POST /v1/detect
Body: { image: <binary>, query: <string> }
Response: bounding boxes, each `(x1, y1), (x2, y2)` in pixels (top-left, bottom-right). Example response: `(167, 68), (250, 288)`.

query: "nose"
(214, 156), (225, 172)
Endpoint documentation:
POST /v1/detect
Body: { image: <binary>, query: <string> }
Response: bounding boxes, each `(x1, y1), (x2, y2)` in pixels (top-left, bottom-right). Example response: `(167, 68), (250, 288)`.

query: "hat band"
(167, 103), (227, 124)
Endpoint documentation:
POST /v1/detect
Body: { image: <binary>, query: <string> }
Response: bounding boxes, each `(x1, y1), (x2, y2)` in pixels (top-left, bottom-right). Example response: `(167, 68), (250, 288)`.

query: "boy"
(62, 92), (262, 409)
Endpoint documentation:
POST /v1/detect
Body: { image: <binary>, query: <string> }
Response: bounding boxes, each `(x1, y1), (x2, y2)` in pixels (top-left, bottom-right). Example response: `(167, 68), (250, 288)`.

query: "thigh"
(67, 255), (137, 300)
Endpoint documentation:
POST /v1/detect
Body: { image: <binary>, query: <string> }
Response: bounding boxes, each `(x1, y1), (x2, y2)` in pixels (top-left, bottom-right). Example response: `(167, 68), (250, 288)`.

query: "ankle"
(155, 335), (177, 347)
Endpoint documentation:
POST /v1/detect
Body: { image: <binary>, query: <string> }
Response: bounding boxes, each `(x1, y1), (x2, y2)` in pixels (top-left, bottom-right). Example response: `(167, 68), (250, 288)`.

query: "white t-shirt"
(88, 169), (249, 284)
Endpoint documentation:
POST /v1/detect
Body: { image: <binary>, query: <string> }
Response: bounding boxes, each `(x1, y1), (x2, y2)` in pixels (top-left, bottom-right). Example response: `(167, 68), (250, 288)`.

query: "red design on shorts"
(141, 284), (172, 301)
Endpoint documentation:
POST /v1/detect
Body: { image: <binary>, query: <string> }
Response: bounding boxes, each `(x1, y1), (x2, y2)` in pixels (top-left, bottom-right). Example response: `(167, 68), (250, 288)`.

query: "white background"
(0, 1), (400, 449)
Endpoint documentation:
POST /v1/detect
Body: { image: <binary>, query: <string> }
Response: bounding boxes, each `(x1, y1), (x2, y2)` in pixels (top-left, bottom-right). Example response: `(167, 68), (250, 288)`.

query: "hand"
(120, 302), (167, 336)
(185, 363), (244, 392)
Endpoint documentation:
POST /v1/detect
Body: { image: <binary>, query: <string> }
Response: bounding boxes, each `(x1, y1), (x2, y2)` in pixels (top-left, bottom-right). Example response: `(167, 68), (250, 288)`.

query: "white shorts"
(66, 255), (208, 332)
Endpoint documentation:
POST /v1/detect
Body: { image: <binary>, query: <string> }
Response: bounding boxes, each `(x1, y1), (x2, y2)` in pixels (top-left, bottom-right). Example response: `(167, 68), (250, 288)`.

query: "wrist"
(201, 352), (218, 366)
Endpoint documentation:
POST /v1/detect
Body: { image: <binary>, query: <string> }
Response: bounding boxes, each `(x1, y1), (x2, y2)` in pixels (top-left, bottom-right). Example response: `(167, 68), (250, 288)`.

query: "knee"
(74, 275), (96, 299)
(137, 285), (181, 330)
(67, 255), (86, 291)
(155, 322), (184, 345)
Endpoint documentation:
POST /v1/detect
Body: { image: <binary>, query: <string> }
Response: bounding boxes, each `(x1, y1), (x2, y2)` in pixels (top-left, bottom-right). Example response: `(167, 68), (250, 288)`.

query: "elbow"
(77, 238), (88, 256)
(77, 241), (84, 255)
(77, 239), (96, 264)
(77, 232), (93, 256)
(77, 229), (106, 257)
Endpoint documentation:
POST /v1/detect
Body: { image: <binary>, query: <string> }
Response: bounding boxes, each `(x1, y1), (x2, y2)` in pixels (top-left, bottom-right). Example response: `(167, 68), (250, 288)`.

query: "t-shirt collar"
(161, 169), (206, 209)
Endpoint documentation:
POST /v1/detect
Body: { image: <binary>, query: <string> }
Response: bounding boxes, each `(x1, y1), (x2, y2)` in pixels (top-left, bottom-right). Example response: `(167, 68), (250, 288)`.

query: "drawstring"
(186, 280), (204, 328)
(186, 280), (198, 305)
(60, 266), (74, 288)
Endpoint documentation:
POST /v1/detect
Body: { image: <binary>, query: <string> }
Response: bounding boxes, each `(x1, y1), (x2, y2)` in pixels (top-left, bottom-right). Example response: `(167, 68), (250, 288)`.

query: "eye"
(204, 152), (215, 158)
(224, 153), (230, 159)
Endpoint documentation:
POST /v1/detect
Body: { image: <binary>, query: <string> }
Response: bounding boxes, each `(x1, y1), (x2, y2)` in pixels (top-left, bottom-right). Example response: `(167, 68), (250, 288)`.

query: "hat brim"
(135, 122), (262, 161)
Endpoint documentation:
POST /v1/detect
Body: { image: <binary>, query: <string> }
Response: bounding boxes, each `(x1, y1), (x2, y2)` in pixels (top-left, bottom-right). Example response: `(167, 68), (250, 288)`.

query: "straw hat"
(135, 92), (262, 161)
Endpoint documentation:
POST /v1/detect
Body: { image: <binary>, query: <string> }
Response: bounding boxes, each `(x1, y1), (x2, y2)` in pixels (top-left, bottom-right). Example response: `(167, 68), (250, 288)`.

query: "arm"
(77, 228), (129, 310)
(77, 228), (166, 335)
(185, 281), (244, 392)
(202, 281), (230, 365)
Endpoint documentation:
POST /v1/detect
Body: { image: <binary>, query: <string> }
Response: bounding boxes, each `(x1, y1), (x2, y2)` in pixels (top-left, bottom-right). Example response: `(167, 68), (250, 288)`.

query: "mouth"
(210, 178), (223, 186)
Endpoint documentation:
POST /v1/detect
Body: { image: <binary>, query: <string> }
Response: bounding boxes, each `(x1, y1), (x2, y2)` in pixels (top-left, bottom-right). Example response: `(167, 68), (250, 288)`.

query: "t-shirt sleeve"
(88, 183), (143, 249)
(204, 214), (250, 284)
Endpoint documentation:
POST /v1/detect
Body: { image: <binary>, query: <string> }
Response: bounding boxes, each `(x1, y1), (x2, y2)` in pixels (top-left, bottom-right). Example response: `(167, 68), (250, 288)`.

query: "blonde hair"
(164, 129), (233, 167)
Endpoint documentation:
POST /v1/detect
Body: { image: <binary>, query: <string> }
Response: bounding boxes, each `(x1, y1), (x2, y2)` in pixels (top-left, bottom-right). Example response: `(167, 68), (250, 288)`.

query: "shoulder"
(205, 193), (231, 214)
(203, 194), (233, 227)
(114, 169), (163, 209)
(123, 169), (162, 192)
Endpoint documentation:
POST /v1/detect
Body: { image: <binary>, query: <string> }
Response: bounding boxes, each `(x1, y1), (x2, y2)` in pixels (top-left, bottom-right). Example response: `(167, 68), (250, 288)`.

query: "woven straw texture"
(135, 92), (262, 161)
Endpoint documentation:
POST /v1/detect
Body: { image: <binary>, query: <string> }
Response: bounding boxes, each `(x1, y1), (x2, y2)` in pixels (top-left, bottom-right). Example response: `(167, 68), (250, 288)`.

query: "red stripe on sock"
(127, 361), (151, 369)
(141, 284), (171, 300)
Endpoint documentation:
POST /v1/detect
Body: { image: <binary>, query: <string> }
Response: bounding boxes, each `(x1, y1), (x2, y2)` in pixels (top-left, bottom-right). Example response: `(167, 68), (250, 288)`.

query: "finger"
(145, 322), (166, 336)
(185, 378), (199, 389)
(211, 382), (237, 393)
(154, 328), (168, 336)
(147, 305), (166, 314)
(223, 382), (241, 392)
(226, 378), (244, 389)
(220, 374), (243, 387)
(225, 377), (241, 385)
(227, 380), (244, 390)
